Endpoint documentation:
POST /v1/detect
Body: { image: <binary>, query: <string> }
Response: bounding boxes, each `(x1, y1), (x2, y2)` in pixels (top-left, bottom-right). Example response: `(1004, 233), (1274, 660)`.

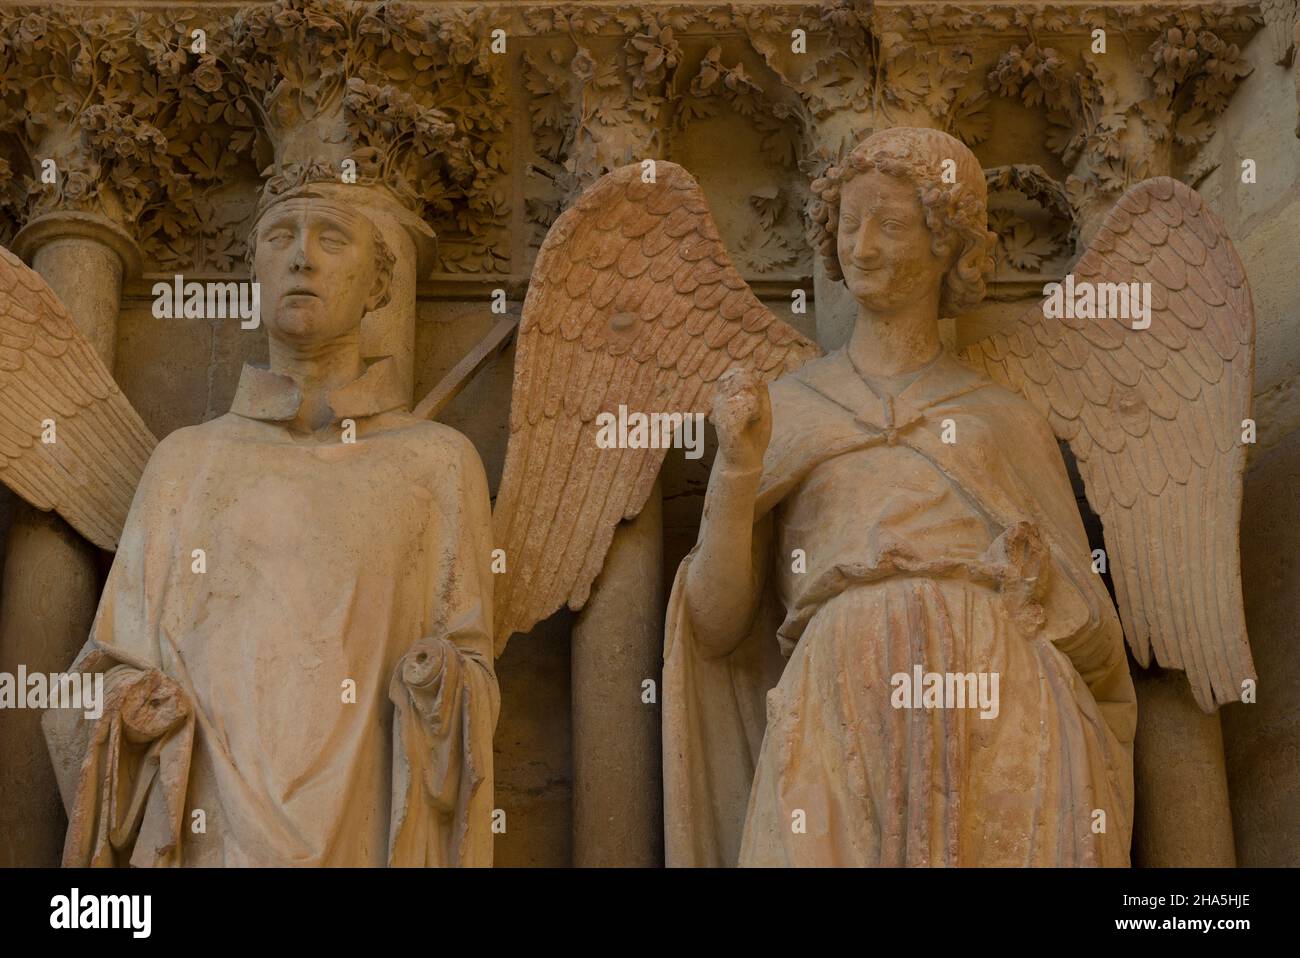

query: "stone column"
(1132, 666), (1236, 866)
(0, 211), (139, 867)
(1129, 671), (1236, 866)
(570, 478), (664, 867)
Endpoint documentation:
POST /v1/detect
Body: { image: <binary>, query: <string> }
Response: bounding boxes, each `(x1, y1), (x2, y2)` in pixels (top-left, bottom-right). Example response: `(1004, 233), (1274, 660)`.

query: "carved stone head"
(247, 184), (396, 347)
(810, 128), (996, 315)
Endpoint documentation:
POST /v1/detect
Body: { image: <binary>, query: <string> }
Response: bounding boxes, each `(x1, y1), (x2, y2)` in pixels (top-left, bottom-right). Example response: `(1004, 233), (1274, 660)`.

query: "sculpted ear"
(365, 255), (393, 313)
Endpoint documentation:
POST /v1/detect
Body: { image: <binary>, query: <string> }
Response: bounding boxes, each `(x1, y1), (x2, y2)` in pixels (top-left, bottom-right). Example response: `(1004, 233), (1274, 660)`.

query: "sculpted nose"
(853, 223), (878, 265)
(290, 238), (313, 273)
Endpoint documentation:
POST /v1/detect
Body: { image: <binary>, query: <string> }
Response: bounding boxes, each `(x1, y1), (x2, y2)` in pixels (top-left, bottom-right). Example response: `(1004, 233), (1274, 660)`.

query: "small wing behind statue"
(493, 161), (821, 652)
(962, 177), (1254, 712)
(0, 245), (156, 551)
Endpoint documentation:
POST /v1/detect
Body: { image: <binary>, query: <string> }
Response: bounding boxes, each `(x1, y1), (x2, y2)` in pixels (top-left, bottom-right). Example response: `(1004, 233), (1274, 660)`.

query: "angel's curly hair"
(809, 128), (996, 315)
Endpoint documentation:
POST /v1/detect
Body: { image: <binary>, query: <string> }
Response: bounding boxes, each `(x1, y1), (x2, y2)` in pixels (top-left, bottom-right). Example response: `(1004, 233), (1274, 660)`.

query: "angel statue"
(661, 126), (1255, 867)
(4, 179), (499, 866)
(486, 124), (1253, 867)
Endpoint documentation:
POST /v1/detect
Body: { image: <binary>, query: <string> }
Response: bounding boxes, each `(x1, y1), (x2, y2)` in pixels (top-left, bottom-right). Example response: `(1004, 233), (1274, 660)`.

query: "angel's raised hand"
(711, 367), (772, 474)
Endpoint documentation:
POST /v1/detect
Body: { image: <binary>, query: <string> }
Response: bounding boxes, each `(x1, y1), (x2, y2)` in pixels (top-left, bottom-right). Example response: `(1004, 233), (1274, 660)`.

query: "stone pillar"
(1132, 666), (1237, 866)
(570, 479), (664, 867)
(10, 212), (139, 365)
(0, 212), (138, 867)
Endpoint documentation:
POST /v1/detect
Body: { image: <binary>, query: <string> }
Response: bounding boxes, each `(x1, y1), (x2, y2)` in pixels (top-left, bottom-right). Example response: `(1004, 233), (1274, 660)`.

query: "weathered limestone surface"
(1133, 667), (1237, 867)
(1227, 428), (1300, 867)
(571, 480), (664, 867)
(0, 505), (97, 867)
(1196, 23), (1300, 869)
(0, 0), (1291, 867)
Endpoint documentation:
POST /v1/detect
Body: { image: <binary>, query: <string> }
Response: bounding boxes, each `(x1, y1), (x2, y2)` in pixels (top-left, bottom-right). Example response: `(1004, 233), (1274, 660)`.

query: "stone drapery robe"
(43, 357), (499, 867)
(664, 349), (1137, 867)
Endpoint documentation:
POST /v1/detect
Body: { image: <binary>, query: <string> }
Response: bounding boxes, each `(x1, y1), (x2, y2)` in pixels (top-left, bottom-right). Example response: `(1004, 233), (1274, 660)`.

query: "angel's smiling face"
(837, 170), (954, 314)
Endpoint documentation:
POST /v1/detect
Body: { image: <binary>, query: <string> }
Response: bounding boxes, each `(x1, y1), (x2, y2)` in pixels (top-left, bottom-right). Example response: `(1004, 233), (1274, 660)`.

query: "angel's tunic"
(664, 349), (1136, 867)
(45, 357), (499, 867)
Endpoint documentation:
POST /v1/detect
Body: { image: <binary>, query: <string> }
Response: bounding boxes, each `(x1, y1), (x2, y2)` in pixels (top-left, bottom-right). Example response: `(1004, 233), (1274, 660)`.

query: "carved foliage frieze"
(0, 1), (1263, 283)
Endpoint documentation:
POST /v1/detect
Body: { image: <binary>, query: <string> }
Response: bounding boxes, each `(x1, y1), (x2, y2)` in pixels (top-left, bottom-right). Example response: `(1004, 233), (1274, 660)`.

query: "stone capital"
(10, 209), (143, 279)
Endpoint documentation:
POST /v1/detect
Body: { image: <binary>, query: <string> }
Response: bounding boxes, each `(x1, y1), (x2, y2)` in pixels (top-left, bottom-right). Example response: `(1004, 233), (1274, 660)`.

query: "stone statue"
(653, 128), (1256, 866)
(9, 182), (499, 866)
(482, 126), (1254, 866)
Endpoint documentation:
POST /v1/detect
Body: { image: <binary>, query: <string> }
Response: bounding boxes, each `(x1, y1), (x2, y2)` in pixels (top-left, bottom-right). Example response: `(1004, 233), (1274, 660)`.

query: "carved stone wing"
(961, 177), (1254, 711)
(0, 245), (156, 550)
(493, 161), (820, 652)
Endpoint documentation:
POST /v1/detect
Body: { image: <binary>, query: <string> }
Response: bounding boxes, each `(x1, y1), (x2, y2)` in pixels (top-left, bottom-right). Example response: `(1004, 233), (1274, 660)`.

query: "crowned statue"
(31, 178), (499, 867)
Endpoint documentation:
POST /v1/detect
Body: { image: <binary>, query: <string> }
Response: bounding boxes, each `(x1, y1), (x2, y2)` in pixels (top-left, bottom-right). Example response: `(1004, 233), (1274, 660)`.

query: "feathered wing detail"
(0, 246), (157, 550)
(961, 177), (1254, 712)
(493, 162), (820, 652)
